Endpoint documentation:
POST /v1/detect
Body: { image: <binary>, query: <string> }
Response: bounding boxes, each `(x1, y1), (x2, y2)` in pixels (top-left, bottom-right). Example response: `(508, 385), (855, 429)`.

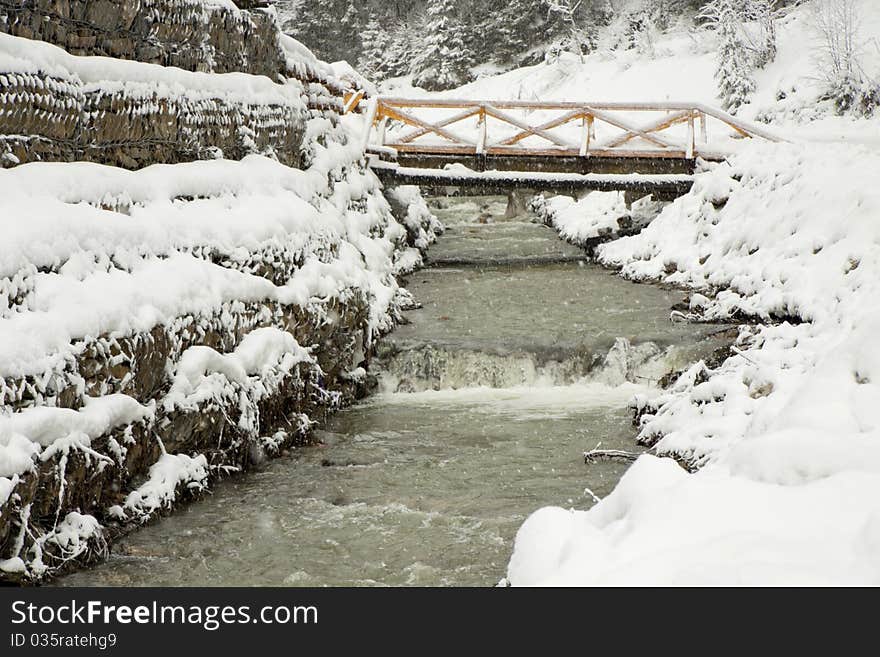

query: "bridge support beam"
(394, 153), (697, 176)
(373, 166), (694, 203)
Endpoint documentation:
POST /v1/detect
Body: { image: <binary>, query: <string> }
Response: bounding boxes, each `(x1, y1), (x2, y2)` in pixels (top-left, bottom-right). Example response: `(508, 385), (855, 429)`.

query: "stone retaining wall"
(0, 0), (286, 79)
(0, 67), (306, 167)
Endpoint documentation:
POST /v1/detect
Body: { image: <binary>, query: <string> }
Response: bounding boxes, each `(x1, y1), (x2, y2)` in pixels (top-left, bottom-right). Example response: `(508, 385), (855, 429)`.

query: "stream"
(58, 195), (727, 587)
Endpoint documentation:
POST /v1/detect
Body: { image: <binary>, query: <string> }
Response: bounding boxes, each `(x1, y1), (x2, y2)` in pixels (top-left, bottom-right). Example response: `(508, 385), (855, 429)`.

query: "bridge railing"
(357, 97), (783, 161)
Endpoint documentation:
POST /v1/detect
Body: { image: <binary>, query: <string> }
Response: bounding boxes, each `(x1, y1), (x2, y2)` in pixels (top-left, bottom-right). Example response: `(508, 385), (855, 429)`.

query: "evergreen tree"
(384, 19), (421, 77)
(358, 13), (390, 78)
(276, 0), (366, 65)
(701, 0), (755, 113)
(495, 0), (546, 64)
(412, 0), (473, 91)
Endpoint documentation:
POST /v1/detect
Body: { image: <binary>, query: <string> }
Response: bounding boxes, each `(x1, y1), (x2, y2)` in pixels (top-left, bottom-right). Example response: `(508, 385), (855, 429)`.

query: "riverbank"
(508, 140), (880, 585)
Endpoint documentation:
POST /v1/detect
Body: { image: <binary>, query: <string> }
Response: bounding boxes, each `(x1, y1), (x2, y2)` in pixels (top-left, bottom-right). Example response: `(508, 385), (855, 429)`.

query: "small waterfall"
(377, 337), (691, 393)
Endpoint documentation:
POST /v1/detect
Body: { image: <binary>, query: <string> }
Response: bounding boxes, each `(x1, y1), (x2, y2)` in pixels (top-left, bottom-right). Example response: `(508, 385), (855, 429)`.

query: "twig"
(731, 345), (758, 364)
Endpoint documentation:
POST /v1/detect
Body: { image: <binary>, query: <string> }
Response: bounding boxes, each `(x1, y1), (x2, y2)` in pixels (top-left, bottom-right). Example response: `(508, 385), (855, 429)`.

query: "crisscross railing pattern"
(357, 97), (783, 161)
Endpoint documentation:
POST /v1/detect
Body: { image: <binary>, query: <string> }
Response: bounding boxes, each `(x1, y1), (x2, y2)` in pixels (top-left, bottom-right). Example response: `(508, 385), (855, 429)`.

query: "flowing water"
(58, 196), (728, 587)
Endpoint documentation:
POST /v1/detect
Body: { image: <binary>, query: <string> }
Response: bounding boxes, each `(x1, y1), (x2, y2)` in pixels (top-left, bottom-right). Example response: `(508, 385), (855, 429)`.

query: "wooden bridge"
(349, 96), (783, 200)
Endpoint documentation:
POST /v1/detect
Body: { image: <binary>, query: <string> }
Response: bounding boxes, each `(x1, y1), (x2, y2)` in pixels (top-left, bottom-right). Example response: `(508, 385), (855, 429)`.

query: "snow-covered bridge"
(350, 96), (783, 200)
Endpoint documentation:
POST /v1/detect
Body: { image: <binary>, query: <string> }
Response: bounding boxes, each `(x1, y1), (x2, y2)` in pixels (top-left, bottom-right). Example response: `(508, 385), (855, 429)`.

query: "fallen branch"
(583, 448), (642, 464)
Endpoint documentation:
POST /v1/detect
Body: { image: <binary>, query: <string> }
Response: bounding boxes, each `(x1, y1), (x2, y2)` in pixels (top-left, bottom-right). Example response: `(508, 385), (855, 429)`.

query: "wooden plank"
(686, 113), (695, 159)
(580, 115), (591, 157)
(567, 148), (690, 159)
(598, 110), (691, 149)
(396, 106), (481, 143)
(378, 97), (702, 112)
(360, 97), (378, 153)
(377, 97), (786, 145)
(483, 105), (577, 149)
(378, 117), (387, 146)
(586, 106), (683, 150)
(696, 103), (785, 142)
(386, 142), (694, 159)
(379, 103), (475, 146)
(496, 108), (584, 146)
(476, 107), (487, 155)
(365, 144), (398, 161)
(343, 90), (365, 114)
(389, 143), (481, 155)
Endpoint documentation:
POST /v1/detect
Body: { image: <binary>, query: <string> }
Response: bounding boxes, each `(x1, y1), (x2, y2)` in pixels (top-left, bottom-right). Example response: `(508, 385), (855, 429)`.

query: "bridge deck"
(371, 161), (694, 200)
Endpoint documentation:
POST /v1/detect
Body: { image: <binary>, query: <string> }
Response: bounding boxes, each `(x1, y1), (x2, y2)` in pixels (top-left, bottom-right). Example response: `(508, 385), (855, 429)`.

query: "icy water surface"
(58, 196), (727, 587)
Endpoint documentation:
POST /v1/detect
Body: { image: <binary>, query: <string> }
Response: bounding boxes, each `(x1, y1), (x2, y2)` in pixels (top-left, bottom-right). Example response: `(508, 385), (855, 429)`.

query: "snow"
(164, 327), (314, 419)
(0, 395), (152, 449)
(0, 147), (419, 379)
(509, 455), (880, 585)
(0, 33), (307, 106)
(25, 511), (105, 577)
(117, 452), (210, 521)
(0, 436), (40, 480)
(330, 60), (378, 96)
(532, 191), (629, 242)
(0, 473), (17, 506)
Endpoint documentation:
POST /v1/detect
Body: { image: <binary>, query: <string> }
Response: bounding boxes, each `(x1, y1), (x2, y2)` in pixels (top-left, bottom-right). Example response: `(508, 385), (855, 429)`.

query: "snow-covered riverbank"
(508, 139), (880, 585)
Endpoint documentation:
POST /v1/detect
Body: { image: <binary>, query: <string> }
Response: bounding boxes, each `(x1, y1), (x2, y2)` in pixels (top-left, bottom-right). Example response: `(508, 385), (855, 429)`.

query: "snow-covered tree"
(276, 0), (365, 64)
(810, 0), (878, 116)
(743, 0), (777, 68)
(486, 0), (536, 64)
(701, 0), (755, 113)
(358, 13), (390, 79)
(384, 20), (421, 78)
(544, 0), (589, 62)
(412, 0), (473, 91)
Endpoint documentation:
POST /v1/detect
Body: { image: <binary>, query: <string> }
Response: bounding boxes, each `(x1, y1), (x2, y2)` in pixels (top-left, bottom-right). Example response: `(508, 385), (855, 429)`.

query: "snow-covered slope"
(382, 0), (880, 146)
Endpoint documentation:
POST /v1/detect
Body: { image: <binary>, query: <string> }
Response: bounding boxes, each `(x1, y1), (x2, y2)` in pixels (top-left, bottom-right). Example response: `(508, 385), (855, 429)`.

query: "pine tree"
(467, 0), (545, 66)
(412, 0), (473, 91)
(385, 19), (420, 78)
(276, 0), (366, 65)
(701, 0), (755, 113)
(358, 13), (390, 78)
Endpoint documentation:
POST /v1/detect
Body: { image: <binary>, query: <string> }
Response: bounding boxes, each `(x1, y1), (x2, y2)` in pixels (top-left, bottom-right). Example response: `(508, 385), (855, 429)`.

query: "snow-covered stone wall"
(0, 0), (352, 169)
(0, 31), (318, 168)
(0, 2), (439, 583)
(0, 0), (286, 79)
